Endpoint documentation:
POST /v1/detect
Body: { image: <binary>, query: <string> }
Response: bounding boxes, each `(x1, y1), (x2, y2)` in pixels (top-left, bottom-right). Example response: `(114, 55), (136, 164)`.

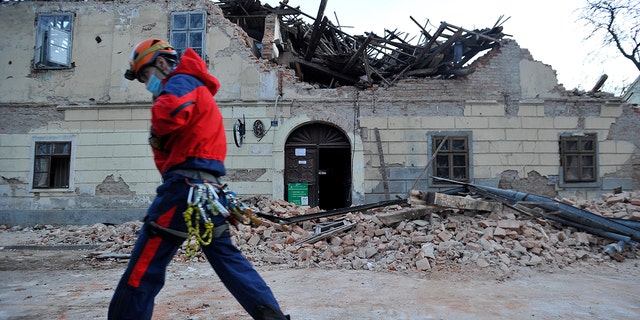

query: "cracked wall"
(95, 175), (136, 199)
(0, 0), (637, 224)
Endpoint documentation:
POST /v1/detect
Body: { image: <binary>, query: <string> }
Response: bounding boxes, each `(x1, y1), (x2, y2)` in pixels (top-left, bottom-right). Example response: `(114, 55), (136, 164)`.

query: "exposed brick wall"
(261, 13), (278, 61)
(0, 105), (64, 134)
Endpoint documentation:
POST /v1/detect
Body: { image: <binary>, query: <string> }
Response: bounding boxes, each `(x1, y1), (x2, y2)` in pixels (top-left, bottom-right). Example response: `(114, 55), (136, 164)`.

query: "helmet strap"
(153, 57), (172, 77)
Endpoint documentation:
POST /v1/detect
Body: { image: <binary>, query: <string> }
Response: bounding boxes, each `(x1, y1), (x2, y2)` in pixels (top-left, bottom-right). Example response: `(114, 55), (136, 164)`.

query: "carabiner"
(187, 186), (196, 205)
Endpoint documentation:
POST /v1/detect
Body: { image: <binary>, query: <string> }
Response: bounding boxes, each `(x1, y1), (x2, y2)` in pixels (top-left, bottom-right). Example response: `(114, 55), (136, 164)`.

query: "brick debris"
(2, 191), (639, 276)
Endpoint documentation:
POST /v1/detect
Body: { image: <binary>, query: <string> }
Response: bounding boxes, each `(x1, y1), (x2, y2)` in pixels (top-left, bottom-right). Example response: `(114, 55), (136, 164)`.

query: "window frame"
(30, 136), (76, 192)
(559, 133), (599, 186)
(169, 11), (207, 60)
(427, 131), (473, 186)
(34, 13), (74, 70)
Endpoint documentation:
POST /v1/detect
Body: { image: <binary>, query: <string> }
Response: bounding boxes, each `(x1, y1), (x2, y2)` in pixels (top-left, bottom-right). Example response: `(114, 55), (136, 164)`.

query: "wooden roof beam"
(294, 57), (359, 84)
(304, 16), (329, 60)
(340, 33), (373, 73)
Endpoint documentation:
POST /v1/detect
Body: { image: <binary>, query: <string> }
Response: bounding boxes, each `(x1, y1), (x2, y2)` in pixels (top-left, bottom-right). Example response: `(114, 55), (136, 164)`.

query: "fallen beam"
(376, 205), (435, 226)
(426, 192), (502, 212)
(296, 221), (354, 245)
(256, 198), (407, 224)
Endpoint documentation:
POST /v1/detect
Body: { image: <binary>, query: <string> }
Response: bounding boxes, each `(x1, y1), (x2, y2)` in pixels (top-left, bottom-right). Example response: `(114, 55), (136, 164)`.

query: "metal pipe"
(256, 198), (407, 224)
(543, 214), (634, 244)
(274, 94), (281, 123)
(470, 185), (640, 242)
(609, 218), (640, 231)
(433, 177), (640, 242)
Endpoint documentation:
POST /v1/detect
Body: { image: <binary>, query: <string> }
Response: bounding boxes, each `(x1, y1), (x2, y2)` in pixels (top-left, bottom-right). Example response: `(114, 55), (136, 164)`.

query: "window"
(33, 141), (71, 189)
(430, 133), (471, 184)
(34, 13), (74, 69)
(560, 133), (597, 183)
(170, 12), (206, 59)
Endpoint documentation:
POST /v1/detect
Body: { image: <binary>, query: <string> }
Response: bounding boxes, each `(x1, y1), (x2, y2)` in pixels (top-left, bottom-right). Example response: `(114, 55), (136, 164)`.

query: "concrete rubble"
(1, 191), (639, 275)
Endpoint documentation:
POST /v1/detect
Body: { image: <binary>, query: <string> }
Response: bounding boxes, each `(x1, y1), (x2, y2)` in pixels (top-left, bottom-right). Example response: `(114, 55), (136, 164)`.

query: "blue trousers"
(108, 175), (282, 319)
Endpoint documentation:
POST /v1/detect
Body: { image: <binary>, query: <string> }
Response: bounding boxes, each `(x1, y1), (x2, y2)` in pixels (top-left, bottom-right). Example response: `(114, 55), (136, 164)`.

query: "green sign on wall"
(288, 183), (309, 206)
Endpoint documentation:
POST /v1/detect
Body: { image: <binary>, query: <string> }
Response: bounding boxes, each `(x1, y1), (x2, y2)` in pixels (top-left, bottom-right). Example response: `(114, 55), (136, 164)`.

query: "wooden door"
(284, 122), (351, 208)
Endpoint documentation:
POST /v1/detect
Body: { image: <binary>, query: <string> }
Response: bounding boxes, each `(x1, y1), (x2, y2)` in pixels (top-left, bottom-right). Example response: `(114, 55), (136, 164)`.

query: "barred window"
(560, 133), (597, 183)
(33, 141), (71, 189)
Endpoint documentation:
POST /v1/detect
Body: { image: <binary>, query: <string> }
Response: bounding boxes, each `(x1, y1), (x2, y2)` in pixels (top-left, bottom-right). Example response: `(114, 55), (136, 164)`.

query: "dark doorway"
(284, 122), (352, 209)
(318, 147), (351, 209)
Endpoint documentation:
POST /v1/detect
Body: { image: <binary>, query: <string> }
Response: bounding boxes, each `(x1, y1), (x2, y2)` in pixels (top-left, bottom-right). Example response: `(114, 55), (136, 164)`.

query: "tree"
(580, 0), (640, 73)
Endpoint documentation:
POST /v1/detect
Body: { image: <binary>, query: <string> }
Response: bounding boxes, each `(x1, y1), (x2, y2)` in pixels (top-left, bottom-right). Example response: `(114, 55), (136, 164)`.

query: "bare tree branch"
(580, 0), (640, 71)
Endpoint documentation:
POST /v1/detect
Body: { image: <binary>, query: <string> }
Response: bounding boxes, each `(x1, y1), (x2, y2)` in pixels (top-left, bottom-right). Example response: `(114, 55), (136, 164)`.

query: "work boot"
(250, 304), (290, 320)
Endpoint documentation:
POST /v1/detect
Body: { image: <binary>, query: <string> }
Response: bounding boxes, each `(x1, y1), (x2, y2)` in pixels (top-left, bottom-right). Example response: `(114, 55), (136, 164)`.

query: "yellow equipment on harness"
(182, 183), (270, 258)
(182, 183), (225, 259)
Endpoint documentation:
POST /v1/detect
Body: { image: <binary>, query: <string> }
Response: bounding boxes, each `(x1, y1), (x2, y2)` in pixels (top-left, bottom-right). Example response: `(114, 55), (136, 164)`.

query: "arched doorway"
(284, 122), (352, 210)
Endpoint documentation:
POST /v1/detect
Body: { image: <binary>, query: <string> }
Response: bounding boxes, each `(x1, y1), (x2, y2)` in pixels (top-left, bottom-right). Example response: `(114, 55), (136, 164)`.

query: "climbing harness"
(145, 220), (189, 246)
(182, 182), (229, 258)
(181, 181), (266, 258)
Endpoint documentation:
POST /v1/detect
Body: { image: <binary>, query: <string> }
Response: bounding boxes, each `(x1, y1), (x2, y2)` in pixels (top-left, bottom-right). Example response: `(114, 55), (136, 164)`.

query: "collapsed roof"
(215, 0), (508, 88)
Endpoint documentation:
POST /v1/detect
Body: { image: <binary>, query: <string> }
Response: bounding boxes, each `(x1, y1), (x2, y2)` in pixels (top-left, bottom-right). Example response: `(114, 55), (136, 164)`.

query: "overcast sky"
(262, 0), (638, 95)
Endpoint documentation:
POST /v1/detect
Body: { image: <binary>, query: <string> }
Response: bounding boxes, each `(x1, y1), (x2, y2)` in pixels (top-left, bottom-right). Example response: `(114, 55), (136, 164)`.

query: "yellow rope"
(182, 205), (214, 259)
(181, 183), (267, 259)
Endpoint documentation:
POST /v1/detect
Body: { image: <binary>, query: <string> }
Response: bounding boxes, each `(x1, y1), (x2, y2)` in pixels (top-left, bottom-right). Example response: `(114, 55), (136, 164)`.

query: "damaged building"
(0, 0), (638, 225)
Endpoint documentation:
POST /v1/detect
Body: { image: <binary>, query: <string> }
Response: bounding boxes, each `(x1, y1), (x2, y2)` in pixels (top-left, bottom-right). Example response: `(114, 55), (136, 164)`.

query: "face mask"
(145, 74), (163, 97)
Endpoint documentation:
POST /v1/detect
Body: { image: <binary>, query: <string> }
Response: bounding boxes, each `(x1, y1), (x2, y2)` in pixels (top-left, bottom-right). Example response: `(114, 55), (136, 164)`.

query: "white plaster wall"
(359, 99), (636, 200)
(520, 60), (560, 99)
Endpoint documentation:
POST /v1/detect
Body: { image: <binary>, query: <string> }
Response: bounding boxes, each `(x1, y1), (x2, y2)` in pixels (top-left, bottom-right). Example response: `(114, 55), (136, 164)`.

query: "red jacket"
(150, 48), (227, 177)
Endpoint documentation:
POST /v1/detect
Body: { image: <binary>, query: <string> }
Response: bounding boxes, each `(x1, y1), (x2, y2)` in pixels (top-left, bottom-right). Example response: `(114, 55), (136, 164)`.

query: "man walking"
(108, 38), (289, 320)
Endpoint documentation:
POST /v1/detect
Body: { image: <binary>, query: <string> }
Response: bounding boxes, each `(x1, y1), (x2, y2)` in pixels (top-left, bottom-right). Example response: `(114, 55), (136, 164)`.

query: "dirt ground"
(1, 230), (640, 320)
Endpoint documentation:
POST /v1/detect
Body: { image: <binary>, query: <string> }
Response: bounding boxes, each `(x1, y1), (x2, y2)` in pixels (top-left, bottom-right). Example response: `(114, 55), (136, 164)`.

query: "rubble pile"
(1, 221), (143, 252)
(2, 191), (639, 275)
(231, 191), (640, 275)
